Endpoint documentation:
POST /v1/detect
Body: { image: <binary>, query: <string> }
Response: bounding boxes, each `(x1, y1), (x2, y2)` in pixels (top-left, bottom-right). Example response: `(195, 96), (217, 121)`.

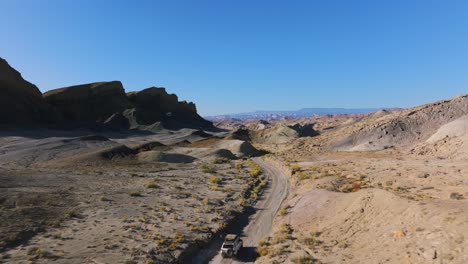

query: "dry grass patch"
(291, 255), (320, 264)
(129, 192), (142, 197)
(208, 176), (220, 185)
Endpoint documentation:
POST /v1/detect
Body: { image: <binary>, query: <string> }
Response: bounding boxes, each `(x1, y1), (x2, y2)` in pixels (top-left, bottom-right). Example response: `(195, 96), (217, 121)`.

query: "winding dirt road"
(208, 157), (289, 264)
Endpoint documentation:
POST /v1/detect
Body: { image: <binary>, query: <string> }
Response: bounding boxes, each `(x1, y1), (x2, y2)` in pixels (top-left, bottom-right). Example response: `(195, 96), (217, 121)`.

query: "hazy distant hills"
(206, 108), (394, 121)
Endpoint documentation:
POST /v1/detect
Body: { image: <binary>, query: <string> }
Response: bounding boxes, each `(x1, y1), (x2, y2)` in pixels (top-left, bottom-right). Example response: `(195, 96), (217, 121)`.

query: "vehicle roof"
(225, 234), (238, 241)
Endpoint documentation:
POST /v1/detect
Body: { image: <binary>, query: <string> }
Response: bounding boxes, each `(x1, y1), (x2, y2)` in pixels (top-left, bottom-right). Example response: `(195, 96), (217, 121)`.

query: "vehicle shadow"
(236, 246), (258, 262)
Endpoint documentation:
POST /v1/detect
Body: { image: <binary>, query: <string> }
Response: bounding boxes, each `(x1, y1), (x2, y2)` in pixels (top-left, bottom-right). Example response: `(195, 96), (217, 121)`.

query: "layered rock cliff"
(0, 57), (213, 130)
(43, 81), (131, 126)
(126, 87), (212, 129)
(0, 58), (56, 125)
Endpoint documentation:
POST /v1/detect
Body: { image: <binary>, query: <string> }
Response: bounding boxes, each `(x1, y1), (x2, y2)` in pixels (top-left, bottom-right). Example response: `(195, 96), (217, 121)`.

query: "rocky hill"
(0, 57), (212, 131)
(331, 95), (468, 151)
(43, 81), (131, 127)
(126, 87), (212, 130)
(0, 58), (57, 126)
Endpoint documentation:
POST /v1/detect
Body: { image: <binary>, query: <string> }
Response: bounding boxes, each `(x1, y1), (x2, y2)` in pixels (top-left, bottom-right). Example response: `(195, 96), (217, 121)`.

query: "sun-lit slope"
(283, 95), (468, 156)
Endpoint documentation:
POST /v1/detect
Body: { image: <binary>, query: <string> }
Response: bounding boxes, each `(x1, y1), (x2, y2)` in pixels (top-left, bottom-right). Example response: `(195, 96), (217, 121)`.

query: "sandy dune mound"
(170, 140), (192, 147)
(215, 139), (262, 157)
(170, 147), (239, 161)
(98, 145), (137, 160)
(137, 151), (196, 163)
(369, 109), (390, 118)
(336, 117), (361, 129)
(331, 95), (468, 151)
(181, 137), (261, 157)
(289, 123), (319, 137)
(33, 142), (137, 167)
(190, 130), (212, 138)
(411, 116), (468, 158)
(0, 135), (121, 166)
(170, 139), (261, 160)
(253, 120), (272, 130)
(187, 138), (222, 148)
(249, 123), (318, 145)
(133, 141), (166, 152)
(427, 115), (468, 143)
(62, 135), (110, 143)
(288, 188), (468, 263)
(211, 149), (237, 159)
(228, 128), (251, 141)
(250, 126), (300, 144)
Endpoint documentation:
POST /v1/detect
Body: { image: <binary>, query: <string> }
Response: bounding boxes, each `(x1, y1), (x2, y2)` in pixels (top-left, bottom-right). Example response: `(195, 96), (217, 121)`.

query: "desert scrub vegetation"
(299, 235), (322, 247)
(273, 222), (294, 243)
(291, 255), (320, 264)
(200, 164), (216, 173)
(238, 159), (268, 204)
(294, 163), (345, 184)
(174, 231), (185, 243)
(213, 157), (230, 164)
(450, 192), (464, 200)
(129, 191), (142, 197)
(65, 209), (80, 219)
(250, 165), (262, 177)
(208, 176), (221, 185)
(291, 164), (301, 173)
(257, 238), (271, 256)
(239, 197), (248, 206)
(279, 205), (290, 216)
(0, 154), (262, 264)
(27, 247), (55, 259)
(295, 171), (314, 181)
(257, 221), (295, 259)
(146, 182), (159, 189)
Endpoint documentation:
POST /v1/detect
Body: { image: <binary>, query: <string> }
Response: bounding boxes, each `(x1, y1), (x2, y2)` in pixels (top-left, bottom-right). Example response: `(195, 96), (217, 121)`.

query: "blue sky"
(1, 0), (468, 116)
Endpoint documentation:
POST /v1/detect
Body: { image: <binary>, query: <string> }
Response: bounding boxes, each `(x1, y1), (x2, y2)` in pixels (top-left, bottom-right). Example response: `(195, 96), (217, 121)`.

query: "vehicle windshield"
(222, 244), (234, 249)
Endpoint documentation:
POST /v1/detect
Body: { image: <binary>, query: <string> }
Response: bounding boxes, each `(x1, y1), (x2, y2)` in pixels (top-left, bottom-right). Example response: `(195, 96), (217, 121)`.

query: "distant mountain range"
(206, 108), (396, 121)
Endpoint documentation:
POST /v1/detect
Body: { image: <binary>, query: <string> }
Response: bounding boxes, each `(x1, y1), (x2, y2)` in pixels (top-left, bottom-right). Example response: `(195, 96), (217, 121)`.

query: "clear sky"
(1, 0), (468, 116)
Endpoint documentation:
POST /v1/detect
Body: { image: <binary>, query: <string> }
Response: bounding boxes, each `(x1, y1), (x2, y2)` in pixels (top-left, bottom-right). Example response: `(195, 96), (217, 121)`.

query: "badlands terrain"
(0, 56), (467, 264)
(0, 58), (271, 264)
(249, 97), (468, 264)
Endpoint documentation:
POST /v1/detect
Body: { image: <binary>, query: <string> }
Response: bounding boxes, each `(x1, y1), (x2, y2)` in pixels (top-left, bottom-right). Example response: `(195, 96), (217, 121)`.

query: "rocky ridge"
(0, 57), (212, 130)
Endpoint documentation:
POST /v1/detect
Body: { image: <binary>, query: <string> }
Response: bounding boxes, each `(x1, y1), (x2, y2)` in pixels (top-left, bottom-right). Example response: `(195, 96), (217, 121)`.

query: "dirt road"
(206, 158), (289, 264)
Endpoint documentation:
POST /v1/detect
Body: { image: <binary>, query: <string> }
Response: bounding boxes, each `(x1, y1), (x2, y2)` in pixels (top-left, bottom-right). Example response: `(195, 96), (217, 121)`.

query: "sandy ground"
(0, 129), (266, 264)
(206, 158), (289, 264)
(256, 152), (468, 264)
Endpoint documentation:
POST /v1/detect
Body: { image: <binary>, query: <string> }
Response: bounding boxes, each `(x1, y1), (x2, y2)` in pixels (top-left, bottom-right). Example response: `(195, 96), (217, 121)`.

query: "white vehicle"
(220, 234), (243, 258)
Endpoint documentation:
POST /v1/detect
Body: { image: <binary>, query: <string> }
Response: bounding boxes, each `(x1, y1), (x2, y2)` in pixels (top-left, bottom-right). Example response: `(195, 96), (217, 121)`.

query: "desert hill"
(279, 95), (468, 156)
(258, 96), (468, 264)
(330, 95), (468, 152)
